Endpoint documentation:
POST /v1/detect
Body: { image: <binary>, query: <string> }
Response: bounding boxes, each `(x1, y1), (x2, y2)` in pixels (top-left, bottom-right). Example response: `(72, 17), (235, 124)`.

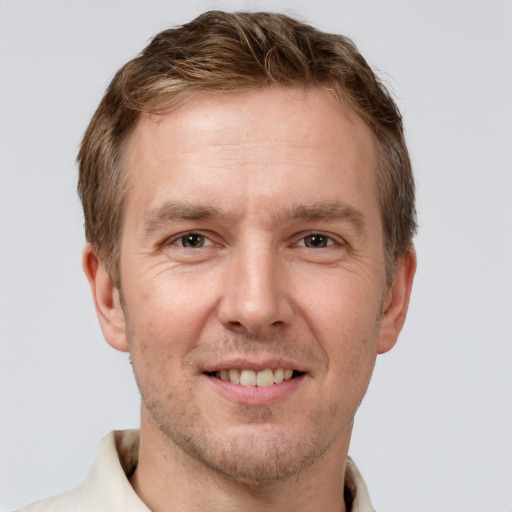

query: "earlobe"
(377, 247), (417, 354)
(82, 243), (129, 353)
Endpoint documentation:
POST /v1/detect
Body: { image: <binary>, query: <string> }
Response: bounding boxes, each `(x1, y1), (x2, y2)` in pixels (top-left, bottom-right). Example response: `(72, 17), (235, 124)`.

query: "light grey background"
(1, 1), (511, 511)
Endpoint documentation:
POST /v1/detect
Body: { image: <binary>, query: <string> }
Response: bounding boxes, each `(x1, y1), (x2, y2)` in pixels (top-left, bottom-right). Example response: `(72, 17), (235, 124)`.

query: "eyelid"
(163, 231), (217, 248)
(292, 231), (343, 247)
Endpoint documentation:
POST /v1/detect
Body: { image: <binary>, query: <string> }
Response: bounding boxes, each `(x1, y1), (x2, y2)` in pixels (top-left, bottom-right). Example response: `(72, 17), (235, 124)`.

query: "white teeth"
(215, 368), (298, 386)
(239, 369), (257, 386)
(228, 368), (240, 384)
(256, 369), (274, 387)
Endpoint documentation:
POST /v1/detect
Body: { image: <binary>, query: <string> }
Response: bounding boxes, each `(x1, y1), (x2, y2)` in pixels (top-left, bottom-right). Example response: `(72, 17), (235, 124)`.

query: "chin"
(159, 415), (337, 485)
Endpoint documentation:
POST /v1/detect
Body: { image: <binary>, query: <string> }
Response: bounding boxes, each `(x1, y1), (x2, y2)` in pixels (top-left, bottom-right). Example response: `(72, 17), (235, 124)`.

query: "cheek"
(296, 272), (381, 390)
(121, 269), (223, 386)
(124, 262), (222, 332)
(297, 269), (383, 340)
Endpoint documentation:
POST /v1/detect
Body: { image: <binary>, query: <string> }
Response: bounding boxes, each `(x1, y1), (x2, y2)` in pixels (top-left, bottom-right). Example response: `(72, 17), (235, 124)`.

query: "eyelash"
(293, 232), (338, 249)
(166, 232), (216, 249)
(164, 231), (341, 250)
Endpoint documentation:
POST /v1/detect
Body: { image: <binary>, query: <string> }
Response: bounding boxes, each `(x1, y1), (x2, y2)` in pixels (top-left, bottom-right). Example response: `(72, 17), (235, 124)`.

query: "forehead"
(122, 87), (379, 226)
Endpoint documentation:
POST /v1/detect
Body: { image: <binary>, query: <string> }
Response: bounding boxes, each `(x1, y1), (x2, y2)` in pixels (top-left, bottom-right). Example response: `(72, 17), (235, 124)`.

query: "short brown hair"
(78, 10), (416, 287)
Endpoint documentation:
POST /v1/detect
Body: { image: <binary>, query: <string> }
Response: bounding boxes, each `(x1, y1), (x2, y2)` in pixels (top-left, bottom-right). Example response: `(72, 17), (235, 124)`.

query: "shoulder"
(15, 430), (147, 512)
(16, 490), (78, 512)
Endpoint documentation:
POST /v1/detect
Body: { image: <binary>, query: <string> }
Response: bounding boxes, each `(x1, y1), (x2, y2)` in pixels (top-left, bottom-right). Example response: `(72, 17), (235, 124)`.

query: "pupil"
(306, 235), (327, 248)
(183, 234), (203, 247)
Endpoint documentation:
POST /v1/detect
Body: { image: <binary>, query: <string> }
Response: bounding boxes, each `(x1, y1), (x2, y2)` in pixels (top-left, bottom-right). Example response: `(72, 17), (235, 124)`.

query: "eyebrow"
(141, 202), (230, 236)
(141, 200), (366, 236)
(288, 201), (365, 227)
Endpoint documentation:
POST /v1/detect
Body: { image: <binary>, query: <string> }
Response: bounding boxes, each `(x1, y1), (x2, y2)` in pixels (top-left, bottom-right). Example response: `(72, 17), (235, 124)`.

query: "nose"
(217, 242), (294, 335)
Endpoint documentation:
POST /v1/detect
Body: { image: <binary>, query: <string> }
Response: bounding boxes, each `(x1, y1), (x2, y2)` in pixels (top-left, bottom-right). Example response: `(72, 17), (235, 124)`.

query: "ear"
(82, 243), (129, 352)
(377, 247), (417, 354)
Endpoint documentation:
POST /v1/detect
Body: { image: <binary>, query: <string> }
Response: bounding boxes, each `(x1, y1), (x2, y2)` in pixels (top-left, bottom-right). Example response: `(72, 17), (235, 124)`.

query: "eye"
(174, 233), (213, 248)
(298, 234), (335, 248)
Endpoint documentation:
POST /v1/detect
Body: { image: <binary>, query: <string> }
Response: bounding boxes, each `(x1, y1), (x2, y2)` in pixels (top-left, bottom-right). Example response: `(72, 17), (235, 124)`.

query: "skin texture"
(83, 87), (416, 512)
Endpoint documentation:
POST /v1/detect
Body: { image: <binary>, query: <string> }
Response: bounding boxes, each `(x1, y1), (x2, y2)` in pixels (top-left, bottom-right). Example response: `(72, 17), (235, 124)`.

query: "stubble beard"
(127, 308), (382, 487)
(140, 387), (341, 486)
(132, 350), (365, 487)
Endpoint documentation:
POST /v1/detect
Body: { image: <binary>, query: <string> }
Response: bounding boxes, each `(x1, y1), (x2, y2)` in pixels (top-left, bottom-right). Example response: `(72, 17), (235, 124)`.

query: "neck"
(130, 409), (351, 512)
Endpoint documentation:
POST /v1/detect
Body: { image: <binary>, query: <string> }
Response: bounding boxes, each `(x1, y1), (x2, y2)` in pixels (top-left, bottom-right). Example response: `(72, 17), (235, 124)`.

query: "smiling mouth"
(205, 368), (305, 387)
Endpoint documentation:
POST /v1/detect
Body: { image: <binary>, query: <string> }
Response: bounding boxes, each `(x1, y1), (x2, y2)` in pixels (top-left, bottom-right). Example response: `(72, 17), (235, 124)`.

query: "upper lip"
(202, 357), (308, 374)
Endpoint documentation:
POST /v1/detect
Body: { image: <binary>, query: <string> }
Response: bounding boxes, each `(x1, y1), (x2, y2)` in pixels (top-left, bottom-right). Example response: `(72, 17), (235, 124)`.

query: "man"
(21, 10), (416, 512)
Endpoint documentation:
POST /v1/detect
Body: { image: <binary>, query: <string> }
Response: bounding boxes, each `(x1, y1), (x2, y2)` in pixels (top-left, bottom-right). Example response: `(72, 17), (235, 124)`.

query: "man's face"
(110, 88), (401, 482)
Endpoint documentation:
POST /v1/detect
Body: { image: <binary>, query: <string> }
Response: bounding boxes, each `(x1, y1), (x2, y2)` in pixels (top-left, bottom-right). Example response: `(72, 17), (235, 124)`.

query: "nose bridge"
(218, 235), (292, 333)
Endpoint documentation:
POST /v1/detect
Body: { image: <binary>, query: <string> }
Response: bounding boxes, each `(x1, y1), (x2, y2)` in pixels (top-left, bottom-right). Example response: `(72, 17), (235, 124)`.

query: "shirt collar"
(76, 430), (375, 511)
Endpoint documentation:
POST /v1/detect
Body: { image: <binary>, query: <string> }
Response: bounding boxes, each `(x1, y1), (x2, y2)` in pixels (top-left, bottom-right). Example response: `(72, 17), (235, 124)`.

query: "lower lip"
(205, 374), (305, 405)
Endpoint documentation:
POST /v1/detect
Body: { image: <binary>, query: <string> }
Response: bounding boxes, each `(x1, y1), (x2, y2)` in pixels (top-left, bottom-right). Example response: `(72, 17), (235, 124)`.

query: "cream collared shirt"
(19, 430), (375, 512)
